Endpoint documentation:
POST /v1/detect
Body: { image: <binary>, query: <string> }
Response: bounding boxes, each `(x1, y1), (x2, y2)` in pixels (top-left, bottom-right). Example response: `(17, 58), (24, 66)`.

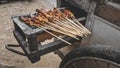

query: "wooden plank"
(95, 5), (120, 26)
(37, 31), (62, 42)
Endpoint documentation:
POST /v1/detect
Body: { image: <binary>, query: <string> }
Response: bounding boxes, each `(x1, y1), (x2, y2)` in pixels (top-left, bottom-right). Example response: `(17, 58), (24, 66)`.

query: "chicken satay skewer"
(36, 11), (80, 36)
(34, 16), (79, 39)
(37, 10), (81, 34)
(32, 16), (80, 38)
(21, 17), (71, 45)
(37, 8), (89, 34)
(36, 8), (89, 36)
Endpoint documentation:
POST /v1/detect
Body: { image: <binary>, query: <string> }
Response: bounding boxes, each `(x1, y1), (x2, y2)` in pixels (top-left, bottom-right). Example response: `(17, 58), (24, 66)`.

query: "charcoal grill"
(5, 0), (96, 63)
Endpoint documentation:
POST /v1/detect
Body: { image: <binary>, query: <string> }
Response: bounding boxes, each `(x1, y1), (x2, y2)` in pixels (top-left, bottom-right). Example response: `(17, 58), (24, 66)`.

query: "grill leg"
(27, 54), (40, 63)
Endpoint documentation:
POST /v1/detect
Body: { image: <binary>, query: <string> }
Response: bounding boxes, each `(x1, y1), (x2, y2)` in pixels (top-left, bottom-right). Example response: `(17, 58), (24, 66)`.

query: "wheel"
(59, 44), (120, 68)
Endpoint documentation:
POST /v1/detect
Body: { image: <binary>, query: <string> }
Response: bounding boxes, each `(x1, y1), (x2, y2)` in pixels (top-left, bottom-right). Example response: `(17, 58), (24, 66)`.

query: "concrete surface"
(0, 0), (61, 68)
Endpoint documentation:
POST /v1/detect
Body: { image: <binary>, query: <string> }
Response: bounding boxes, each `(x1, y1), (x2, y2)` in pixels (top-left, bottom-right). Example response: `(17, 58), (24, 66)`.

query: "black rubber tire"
(59, 44), (120, 68)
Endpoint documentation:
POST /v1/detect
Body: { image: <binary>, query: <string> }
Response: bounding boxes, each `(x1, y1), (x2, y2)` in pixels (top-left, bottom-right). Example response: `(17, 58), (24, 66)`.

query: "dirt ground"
(0, 0), (61, 68)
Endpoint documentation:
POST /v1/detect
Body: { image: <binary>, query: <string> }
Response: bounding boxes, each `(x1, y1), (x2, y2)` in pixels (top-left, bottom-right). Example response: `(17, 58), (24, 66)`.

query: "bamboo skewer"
(39, 19), (78, 39)
(55, 18), (82, 32)
(46, 17), (86, 36)
(43, 21), (78, 36)
(71, 17), (91, 34)
(44, 25), (79, 40)
(51, 21), (80, 36)
(64, 18), (85, 31)
(42, 21), (80, 40)
(61, 18), (85, 35)
(57, 18), (84, 36)
(39, 20), (79, 39)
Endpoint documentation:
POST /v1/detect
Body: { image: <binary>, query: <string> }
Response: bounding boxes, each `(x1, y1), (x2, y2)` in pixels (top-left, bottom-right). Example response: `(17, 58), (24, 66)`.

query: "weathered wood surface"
(37, 31), (62, 42)
(95, 5), (120, 26)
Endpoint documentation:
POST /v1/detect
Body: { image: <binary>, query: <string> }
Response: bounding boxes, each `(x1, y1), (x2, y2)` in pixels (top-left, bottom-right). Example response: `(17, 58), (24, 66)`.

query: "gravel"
(0, 0), (61, 68)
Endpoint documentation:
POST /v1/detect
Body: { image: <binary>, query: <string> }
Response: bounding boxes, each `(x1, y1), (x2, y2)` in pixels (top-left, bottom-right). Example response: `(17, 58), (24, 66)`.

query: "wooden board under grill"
(95, 3), (120, 27)
(37, 31), (64, 42)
